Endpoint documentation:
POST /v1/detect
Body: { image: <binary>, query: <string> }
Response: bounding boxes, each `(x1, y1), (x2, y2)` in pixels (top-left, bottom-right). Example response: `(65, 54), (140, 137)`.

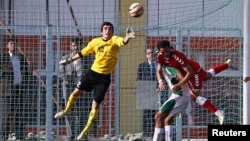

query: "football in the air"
(129, 3), (144, 18)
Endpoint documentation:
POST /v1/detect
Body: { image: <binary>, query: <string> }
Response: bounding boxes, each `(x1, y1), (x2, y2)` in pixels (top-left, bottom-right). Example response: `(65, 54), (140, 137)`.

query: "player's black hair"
(101, 21), (114, 33)
(157, 40), (171, 50)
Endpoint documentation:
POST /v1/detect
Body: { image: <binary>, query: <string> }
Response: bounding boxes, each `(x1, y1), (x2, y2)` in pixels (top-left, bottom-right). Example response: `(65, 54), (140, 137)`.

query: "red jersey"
(157, 49), (201, 75)
(157, 49), (207, 89)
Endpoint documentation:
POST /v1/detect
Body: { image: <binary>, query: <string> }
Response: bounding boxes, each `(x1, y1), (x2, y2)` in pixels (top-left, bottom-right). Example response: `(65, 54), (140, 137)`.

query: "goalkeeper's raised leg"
(54, 93), (79, 118)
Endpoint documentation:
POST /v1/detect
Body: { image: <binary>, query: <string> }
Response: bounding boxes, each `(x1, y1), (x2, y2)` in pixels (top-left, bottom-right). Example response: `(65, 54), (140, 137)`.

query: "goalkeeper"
(54, 21), (135, 140)
(153, 66), (190, 141)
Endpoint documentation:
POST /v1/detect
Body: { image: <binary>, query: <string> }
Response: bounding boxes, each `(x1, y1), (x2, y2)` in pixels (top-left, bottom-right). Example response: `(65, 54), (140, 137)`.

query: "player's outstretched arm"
(59, 53), (81, 65)
(59, 57), (74, 65)
(123, 27), (135, 44)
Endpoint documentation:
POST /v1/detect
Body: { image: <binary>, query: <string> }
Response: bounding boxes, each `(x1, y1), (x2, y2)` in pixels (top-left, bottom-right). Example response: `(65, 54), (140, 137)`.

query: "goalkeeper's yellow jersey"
(79, 35), (126, 74)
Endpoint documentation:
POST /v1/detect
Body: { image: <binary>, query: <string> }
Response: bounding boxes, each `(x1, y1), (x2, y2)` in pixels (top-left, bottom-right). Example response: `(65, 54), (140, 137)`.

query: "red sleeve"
(173, 51), (189, 66)
(173, 51), (201, 72)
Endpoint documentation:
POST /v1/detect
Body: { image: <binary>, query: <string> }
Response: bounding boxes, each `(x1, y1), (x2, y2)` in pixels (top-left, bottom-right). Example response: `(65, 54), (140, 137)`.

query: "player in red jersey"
(156, 40), (237, 125)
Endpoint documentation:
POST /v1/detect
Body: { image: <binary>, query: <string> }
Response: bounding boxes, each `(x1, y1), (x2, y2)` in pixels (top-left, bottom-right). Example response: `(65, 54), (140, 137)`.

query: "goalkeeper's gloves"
(125, 27), (135, 39)
(59, 57), (73, 65)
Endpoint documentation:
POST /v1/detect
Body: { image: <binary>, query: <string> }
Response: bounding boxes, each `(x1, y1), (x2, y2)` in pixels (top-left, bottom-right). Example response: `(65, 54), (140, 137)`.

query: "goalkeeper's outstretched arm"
(123, 27), (135, 44)
(59, 52), (81, 65)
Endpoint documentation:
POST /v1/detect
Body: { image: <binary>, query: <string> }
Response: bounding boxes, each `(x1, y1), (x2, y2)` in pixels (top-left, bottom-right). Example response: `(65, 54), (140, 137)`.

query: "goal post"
(243, 0), (250, 125)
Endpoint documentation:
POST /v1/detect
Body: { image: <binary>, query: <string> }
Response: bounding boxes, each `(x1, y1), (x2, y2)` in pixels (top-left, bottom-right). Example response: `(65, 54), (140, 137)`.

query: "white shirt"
(9, 51), (22, 85)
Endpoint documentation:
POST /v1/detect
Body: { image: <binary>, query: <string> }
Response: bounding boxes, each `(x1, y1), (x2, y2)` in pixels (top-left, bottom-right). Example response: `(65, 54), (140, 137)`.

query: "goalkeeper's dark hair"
(101, 21), (114, 33)
(157, 40), (171, 50)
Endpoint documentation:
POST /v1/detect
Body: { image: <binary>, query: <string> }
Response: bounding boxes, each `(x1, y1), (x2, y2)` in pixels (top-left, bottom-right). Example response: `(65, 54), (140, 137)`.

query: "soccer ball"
(129, 3), (144, 18)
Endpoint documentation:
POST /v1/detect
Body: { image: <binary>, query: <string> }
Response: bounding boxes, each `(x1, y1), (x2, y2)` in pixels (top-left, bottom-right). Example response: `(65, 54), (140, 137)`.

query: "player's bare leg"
(153, 111), (165, 141)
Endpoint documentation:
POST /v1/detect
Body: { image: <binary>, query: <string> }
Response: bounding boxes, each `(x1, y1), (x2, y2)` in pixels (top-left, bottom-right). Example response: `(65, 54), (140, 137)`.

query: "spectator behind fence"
(137, 48), (166, 137)
(0, 37), (32, 140)
(59, 39), (83, 140)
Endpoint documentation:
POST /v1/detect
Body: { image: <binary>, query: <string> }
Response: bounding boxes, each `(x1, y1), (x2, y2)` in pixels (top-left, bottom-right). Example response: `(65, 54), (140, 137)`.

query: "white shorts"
(159, 83), (190, 116)
(161, 66), (191, 116)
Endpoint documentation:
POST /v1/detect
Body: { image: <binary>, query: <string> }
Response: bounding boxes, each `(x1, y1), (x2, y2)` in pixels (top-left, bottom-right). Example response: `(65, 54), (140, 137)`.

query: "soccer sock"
(64, 95), (78, 113)
(153, 128), (164, 141)
(82, 109), (99, 134)
(208, 63), (228, 75)
(196, 96), (217, 113)
(165, 125), (173, 141)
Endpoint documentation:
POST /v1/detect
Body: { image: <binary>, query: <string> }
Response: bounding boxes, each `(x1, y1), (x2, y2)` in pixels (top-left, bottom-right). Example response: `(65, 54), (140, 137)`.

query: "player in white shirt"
(153, 66), (190, 141)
